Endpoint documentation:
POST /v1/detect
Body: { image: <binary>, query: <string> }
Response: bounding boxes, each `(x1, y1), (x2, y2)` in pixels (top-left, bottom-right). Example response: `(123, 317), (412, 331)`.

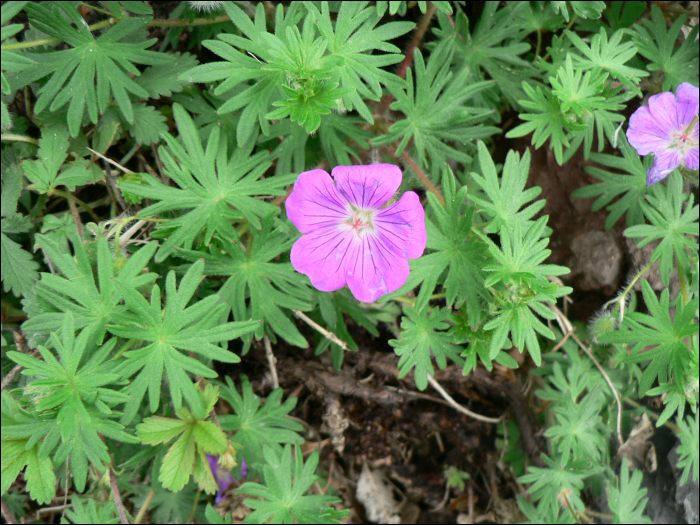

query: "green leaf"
(236, 444), (348, 524)
(23, 232), (158, 346)
(607, 458), (652, 524)
(383, 166), (489, 323)
(482, 218), (571, 366)
(1, 2), (34, 129)
(506, 82), (573, 165)
(119, 103), (292, 262)
(633, 5), (699, 91)
(63, 495), (120, 525)
(107, 260), (259, 423)
(318, 112), (371, 169)
(434, 3), (539, 110)
(372, 39), (499, 170)
(7, 312), (137, 492)
(136, 383), (227, 493)
(177, 215), (313, 348)
(624, 172), (698, 287)
(676, 412), (699, 484)
(1, 392), (56, 503)
(571, 134), (648, 229)
(519, 455), (592, 517)
(1, 228), (38, 297)
(9, 3), (172, 135)
(545, 391), (607, 466)
(133, 51), (198, 99)
(304, 1), (414, 124)
(389, 306), (463, 391)
(218, 375), (304, 477)
(469, 141), (544, 234)
(124, 103), (168, 145)
(565, 27), (648, 93)
(600, 280), (698, 397)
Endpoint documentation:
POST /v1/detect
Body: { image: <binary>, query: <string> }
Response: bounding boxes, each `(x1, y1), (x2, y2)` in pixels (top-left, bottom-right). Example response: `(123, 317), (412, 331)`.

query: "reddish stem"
(378, 2), (438, 115)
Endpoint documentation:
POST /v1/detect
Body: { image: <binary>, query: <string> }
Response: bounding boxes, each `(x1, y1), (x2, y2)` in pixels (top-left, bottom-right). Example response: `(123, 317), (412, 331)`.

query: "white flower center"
(669, 128), (698, 157)
(340, 207), (376, 240)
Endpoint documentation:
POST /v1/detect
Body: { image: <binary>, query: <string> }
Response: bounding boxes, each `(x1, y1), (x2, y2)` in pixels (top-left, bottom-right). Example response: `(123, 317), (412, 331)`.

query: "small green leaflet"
(1, 147), (38, 297)
(676, 412), (699, 485)
(106, 260), (259, 423)
(9, 3), (172, 136)
(389, 306), (463, 391)
(119, 103), (295, 263)
(217, 375), (304, 476)
(1, 392), (56, 504)
(136, 382), (228, 493)
(607, 458), (652, 524)
(1, 1), (34, 129)
(177, 214), (313, 348)
(237, 444), (348, 524)
(21, 126), (101, 193)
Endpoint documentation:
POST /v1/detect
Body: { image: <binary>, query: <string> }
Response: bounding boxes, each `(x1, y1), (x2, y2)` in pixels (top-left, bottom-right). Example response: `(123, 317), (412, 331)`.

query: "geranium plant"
(1, 1), (697, 524)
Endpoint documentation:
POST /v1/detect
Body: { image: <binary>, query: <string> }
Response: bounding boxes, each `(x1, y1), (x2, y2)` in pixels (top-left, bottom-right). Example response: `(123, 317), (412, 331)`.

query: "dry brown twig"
(292, 310), (349, 351)
(426, 374), (503, 424)
(263, 333), (280, 390)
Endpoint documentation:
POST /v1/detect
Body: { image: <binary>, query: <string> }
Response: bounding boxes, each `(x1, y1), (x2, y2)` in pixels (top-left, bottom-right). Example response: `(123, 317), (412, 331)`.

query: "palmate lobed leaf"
(607, 458), (652, 524)
(177, 214), (313, 349)
(433, 2), (539, 111)
(389, 306), (463, 391)
(633, 4), (699, 91)
(372, 39), (499, 170)
(217, 375), (304, 477)
(571, 134), (647, 229)
(237, 444), (347, 524)
(107, 259), (259, 424)
(6, 312), (137, 493)
(8, 3), (172, 136)
(303, 1), (414, 123)
(600, 279), (698, 397)
(22, 232), (158, 345)
(624, 171), (699, 287)
(119, 103), (295, 263)
(382, 166), (489, 325)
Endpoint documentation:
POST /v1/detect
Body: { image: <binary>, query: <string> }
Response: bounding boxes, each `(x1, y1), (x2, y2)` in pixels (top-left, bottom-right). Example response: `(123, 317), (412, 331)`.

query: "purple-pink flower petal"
(285, 169), (348, 234)
(286, 165), (426, 303)
(374, 192), (427, 260)
(627, 82), (699, 187)
(333, 164), (402, 209)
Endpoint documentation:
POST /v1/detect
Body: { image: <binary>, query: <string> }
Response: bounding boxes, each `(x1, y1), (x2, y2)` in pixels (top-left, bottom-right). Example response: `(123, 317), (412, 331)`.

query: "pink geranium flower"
(286, 164), (427, 303)
(627, 82), (699, 187)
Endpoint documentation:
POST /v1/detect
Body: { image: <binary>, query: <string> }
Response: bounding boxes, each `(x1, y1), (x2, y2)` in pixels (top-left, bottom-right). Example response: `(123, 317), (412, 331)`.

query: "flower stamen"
(341, 211), (371, 240)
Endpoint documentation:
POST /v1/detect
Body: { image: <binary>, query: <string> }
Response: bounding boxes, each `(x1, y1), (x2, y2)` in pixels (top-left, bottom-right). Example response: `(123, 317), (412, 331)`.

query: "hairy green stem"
(603, 260), (654, 321)
(133, 488), (155, 524)
(400, 150), (445, 206)
(1, 133), (38, 145)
